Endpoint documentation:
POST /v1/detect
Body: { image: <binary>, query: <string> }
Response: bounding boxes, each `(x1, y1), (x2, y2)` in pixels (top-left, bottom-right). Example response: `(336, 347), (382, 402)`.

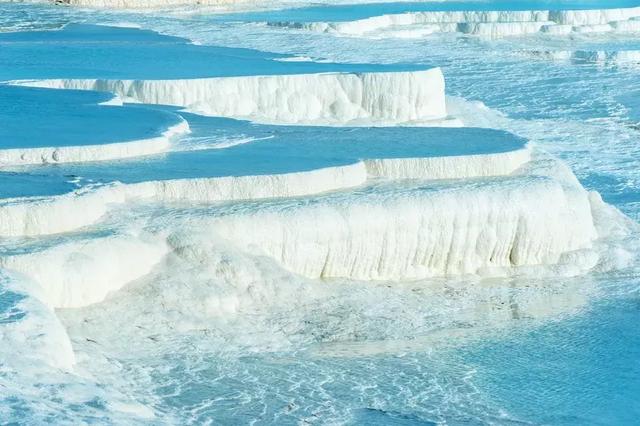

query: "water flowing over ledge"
(518, 49), (640, 67)
(267, 6), (640, 38)
(16, 68), (449, 126)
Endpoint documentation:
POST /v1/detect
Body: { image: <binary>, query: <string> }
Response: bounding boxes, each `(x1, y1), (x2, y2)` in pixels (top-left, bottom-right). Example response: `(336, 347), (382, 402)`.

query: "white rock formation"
(0, 271), (75, 369)
(0, 235), (168, 308)
(364, 145), (530, 180)
(0, 143), (531, 237)
(548, 7), (640, 25)
(16, 69), (449, 125)
(271, 6), (640, 39)
(190, 152), (601, 281)
(457, 21), (552, 37)
(1, 146), (632, 308)
(277, 10), (552, 36)
(0, 163), (366, 237)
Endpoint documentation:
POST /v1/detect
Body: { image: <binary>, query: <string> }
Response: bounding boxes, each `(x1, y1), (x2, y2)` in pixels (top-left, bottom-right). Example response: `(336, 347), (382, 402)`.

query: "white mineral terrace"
(15, 68), (449, 126)
(270, 6), (640, 38)
(1, 145), (628, 309)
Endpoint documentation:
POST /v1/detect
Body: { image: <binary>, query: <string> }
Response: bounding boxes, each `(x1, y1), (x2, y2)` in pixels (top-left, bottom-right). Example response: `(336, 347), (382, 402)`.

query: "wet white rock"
(16, 69), (448, 125)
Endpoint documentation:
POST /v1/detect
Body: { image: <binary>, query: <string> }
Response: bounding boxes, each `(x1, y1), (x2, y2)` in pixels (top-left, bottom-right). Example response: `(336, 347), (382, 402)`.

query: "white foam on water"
(95, 21), (142, 28)
(97, 94), (125, 105)
(176, 135), (272, 151)
(273, 55), (315, 62)
(0, 268), (162, 423)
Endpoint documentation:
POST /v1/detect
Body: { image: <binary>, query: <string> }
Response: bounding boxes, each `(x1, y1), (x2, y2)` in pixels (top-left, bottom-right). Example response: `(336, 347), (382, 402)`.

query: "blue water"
(0, 2), (639, 425)
(147, 300), (640, 424)
(463, 292), (640, 425)
(1, 99), (525, 199)
(0, 85), (178, 148)
(0, 23), (424, 80)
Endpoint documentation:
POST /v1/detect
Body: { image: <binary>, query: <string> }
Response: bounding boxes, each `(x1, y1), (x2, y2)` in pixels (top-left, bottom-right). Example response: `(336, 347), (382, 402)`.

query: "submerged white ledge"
(0, 271), (76, 370)
(0, 119), (189, 167)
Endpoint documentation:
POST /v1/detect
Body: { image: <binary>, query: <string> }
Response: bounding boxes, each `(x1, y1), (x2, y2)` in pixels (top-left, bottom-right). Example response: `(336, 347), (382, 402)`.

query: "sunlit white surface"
(0, 2), (639, 424)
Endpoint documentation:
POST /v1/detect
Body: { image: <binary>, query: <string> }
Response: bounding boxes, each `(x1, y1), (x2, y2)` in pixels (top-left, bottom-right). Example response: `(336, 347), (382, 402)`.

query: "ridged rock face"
(0, 147), (616, 306)
(177, 154), (599, 282)
(21, 69), (448, 125)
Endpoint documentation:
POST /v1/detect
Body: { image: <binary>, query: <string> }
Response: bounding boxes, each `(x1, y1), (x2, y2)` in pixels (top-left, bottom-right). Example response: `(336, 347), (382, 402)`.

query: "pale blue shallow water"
(461, 292), (640, 425)
(138, 290), (640, 425)
(0, 2), (639, 425)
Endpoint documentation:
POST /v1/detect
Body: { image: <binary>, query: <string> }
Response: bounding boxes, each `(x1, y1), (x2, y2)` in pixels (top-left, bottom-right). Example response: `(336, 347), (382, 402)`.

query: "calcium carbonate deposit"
(1, 1), (639, 425)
